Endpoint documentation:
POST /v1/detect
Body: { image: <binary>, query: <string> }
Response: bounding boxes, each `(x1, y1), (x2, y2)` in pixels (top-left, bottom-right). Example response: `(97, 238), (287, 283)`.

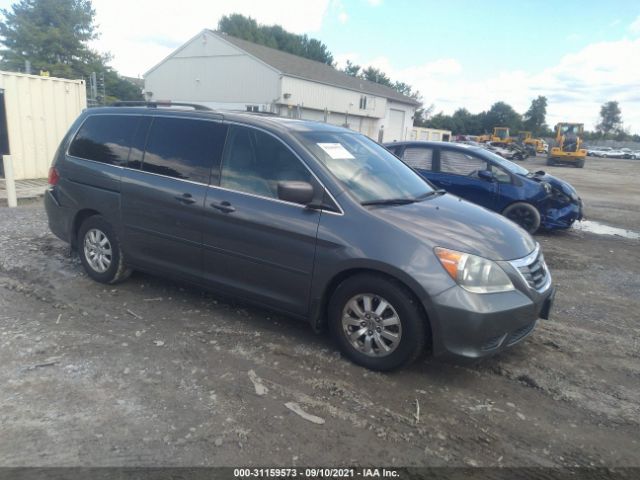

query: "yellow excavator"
(547, 123), (587, 168)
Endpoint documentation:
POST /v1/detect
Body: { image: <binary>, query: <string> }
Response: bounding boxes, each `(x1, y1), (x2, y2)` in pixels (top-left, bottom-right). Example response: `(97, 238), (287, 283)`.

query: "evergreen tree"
(0, 0), (141, 101)
(218, 14), (334, 65)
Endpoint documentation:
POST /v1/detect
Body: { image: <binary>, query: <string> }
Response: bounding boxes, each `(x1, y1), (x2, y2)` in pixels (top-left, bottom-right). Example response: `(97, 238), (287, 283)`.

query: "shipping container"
(0, 71), (87, 180)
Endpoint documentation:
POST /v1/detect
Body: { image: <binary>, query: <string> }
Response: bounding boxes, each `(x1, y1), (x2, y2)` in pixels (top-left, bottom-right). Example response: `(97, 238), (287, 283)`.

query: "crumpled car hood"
(528, 171), (580, 200)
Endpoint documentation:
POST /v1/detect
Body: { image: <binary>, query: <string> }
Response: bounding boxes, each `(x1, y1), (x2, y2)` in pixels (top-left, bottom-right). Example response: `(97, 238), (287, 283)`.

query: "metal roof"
(211, 31), (420, 106)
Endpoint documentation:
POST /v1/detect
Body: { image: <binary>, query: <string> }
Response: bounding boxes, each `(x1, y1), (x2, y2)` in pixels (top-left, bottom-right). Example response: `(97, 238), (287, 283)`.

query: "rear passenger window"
(402, 147), (433, 170)
(68, 115), (139, 166)
(142, 117), (227, 184)
(220, 126), (311, 201)
(385, 145), (401, 156)
(440, 150), (485, 175)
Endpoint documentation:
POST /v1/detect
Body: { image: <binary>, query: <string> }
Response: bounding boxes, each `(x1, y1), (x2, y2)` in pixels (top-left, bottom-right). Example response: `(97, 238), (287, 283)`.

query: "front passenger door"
(202, 126), (322, 316)
(430, 149), (498, 210)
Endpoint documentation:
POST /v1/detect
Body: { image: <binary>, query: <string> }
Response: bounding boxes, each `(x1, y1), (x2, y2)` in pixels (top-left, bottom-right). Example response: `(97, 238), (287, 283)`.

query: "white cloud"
(91, 0), (331, 77)
(366, 0), (383, 5)
(630, 15), (640, 34)
(359, 38), (640, 132)
(338, 12), (349, 23)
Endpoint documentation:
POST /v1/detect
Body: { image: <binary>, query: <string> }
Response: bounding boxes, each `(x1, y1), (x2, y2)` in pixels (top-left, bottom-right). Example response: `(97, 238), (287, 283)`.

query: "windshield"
(475, 148), (530, 176)
(296, 131), (434, 203)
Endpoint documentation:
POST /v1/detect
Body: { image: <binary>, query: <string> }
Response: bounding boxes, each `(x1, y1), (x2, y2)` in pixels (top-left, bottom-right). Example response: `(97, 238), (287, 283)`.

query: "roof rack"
(109, 101), (214, 111)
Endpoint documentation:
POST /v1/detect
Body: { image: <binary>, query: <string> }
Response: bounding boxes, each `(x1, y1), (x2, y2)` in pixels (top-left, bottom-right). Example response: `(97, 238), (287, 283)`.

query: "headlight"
(434, 247), (515, 294)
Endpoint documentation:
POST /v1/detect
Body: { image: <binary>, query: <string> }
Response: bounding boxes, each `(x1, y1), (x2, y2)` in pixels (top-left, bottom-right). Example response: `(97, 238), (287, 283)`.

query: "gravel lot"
(0, 156), (638, 467)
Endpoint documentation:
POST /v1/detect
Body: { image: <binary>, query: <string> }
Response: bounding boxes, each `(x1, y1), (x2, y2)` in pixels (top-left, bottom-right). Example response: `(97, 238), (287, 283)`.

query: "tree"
(413, 104), (434, 127)
(451, 108), (484, 135)
(0, 0), (103, 76)
(218, 14), (334, 65)
(523, 96), (548, 136)
(360, 66), (393, 87)
(0, 0), (141, 101)
(483, 101), (522, 133)
(342, 60), (361, 77)
(596, 101), (623, 137)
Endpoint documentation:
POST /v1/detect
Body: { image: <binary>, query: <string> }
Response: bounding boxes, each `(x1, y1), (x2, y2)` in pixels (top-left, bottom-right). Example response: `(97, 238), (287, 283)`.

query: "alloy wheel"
(83, 228), (113, 273)
(341, 294), (402, 357)
(507, 207), (536, 231)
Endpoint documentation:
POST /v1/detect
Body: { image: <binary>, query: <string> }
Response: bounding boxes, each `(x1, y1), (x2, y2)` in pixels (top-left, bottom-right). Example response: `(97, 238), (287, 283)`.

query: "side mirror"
(478, 170), (496, 182)
(277, 181), (314, 205)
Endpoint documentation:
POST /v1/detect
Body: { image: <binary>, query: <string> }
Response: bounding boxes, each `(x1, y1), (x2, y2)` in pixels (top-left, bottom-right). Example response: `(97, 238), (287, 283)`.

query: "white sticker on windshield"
(317, 143), (355, 160)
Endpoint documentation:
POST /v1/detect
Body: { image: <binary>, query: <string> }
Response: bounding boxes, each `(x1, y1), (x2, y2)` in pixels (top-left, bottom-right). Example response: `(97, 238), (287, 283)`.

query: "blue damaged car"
(384, 141), (583, 233)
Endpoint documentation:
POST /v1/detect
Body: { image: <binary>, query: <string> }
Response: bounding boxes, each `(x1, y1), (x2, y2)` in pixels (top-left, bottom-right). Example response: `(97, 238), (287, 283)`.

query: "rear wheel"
(503, 202), (541, 234)
(576, 159), (585, 168)
(328, 273), (427, 371)
(78, 215), (131, 284)
(546, 157), (557, 166)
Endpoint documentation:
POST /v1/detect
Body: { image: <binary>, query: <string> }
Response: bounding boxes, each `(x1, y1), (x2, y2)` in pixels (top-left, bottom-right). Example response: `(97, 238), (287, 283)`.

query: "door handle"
(210, 200), (235, 213)
(174, 193), (196, 205)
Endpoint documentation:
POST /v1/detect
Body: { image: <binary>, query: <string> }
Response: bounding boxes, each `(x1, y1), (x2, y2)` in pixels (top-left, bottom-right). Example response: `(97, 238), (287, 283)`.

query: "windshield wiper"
(361, 190), (446, 206)
(415, 189), (446, 200)
(361, 198), (417, 206)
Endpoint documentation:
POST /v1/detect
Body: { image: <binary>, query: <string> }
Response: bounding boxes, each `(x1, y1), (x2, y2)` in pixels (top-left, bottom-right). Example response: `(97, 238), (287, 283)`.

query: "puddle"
(573, 220), (640, 239)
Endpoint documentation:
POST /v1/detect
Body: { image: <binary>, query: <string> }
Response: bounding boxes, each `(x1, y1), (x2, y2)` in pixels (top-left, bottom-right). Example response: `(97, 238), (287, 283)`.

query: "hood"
(528, 171), (580, 200)
(368, 194), (536, 261)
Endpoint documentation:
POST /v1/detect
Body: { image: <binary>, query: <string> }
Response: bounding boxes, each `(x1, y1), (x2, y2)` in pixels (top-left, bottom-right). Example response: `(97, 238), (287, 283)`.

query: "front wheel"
(546, 157), (557, 166)
(328, 274), (427, 371)
(78, 215), (132, 284)
(503, 202), (541, 234)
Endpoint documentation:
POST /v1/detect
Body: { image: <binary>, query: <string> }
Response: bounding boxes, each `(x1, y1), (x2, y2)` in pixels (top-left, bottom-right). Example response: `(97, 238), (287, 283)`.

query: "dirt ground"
(0, 156), (638, 467)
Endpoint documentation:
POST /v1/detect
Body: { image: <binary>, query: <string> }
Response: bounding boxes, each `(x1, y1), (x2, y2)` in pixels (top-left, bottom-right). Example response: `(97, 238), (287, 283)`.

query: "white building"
(144, 30), (420, 142)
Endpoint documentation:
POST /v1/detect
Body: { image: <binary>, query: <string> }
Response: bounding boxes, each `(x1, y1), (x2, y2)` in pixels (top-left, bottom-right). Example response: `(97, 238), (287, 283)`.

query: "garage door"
(386, 109), (406, 142)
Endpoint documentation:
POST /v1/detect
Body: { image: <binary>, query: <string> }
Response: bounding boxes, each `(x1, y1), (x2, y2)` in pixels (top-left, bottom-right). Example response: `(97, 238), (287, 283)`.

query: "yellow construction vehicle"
(478, 127), (512, 144)
(518, 131), (545, 154)
(547, 123), (587, 168)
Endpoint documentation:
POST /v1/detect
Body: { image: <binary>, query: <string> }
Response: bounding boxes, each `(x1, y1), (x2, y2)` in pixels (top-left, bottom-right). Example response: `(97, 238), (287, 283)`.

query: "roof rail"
(109, 101), (214, 111)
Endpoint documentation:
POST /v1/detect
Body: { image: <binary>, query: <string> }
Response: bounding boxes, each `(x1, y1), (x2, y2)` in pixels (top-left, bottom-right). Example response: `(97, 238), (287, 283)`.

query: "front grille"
(511, 248), (550, 291)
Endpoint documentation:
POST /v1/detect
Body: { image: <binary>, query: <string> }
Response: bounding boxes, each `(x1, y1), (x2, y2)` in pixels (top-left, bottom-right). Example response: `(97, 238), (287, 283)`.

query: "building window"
(246, 105), (259, 112)
(359, 95), (367, 110)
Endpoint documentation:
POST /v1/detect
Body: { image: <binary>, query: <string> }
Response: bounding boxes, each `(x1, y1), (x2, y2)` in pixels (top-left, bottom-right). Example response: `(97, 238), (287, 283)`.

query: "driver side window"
(488, 164), (511, 183)
(440, 150), (486, 175)
(220, 126), (312, 200)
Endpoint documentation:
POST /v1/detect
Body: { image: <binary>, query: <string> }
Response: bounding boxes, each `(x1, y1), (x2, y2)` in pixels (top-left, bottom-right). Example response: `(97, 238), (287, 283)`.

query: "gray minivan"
(45, 103), (555, 371)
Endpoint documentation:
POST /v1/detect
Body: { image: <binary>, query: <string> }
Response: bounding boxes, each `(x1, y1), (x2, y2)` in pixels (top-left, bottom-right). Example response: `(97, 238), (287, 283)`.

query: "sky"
(1, 0), (639, 132)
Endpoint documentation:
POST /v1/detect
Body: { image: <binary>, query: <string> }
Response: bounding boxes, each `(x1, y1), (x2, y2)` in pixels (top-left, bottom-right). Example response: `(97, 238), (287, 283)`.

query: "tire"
(576, 159), (585, 168)
(502, 202), (541, 234)
(546, 157), (556, 166)
(78, 215), (132, 284)
(328, 273), (427, 371)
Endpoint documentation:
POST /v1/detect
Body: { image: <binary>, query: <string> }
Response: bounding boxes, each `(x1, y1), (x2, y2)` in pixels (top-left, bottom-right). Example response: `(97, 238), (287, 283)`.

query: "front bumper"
(429, 284), (554, 359)
(427, 246), (555, 359)
(541, 199), (583, 229)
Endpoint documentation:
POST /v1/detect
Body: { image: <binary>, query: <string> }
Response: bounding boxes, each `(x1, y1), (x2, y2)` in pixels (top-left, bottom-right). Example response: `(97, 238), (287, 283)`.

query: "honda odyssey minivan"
(45, 103), (555, 371)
